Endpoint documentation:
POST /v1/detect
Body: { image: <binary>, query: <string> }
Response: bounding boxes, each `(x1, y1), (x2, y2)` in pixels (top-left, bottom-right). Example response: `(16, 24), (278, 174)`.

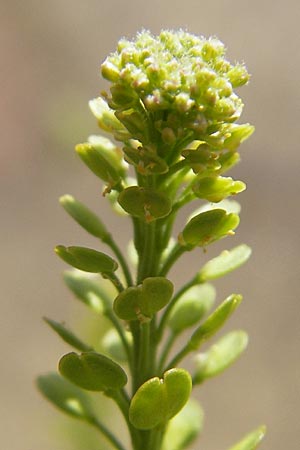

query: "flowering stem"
(106, 235), (133, 286)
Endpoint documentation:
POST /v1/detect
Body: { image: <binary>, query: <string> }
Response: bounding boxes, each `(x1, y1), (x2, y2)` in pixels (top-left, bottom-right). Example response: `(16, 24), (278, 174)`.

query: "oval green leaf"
(59, 352), (127, 391)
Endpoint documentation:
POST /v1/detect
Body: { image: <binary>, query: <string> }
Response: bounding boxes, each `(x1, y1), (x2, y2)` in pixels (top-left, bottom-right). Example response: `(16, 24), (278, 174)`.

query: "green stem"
(137, 221), (156, 283)
(138, 321), (151, 383)
(157, 278), (196, 340)
(104, 272), (124, 293)
(106, 311), (133, 372)
(106, 236), (133, 286)
(157, 332), (176, 374)
(106, 389), (140, 449)
(159, 244), (185, 277)
(165, 343), (191, 370)
(89, 416), (127, 450)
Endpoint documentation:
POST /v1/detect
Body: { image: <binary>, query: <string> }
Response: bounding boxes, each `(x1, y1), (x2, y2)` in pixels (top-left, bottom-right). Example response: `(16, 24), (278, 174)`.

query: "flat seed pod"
(113, 286), (143, 321)
(37, 373), (94, 420)
(180, 209), (239, 248)
(193, 330), (248, 383)
(60, 195), (110, 240)
(118, 187), (172, 222)
(63, 271), (110, 313)
(198, 244), (252, 282)
(76, 143), (121, 185)
(141, 277), (174, 317)
(189, 294), (242, 350)
(55, 246), (118, 274)
(59, 352), (127, 392)
(168, 284), (216, 334)
(193, 176), (246, 203)
(113, 277), (174, 320)
(129, 368), (192, 430)
(123, 146), (168, 174)
(229, 426), (266, 450)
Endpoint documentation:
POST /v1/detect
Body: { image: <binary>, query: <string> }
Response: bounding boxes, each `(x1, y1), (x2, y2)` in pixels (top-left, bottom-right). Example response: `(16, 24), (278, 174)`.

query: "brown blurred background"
(1, 1), (299, 449)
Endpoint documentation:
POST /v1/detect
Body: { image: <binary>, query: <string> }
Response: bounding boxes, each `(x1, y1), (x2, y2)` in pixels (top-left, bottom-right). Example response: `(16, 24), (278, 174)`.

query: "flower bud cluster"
(100, 30), (250, 155)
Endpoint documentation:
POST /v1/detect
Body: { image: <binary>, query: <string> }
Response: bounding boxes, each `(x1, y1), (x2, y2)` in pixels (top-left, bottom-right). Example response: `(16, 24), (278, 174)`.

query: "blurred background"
(1, 1), (299, 449)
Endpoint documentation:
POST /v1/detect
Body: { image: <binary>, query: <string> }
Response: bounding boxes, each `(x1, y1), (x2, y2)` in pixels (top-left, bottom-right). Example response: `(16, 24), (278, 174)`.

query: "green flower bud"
(59, 351), (127, 391)
(118, 186), (172, 222)
(129, 368), (192, 429)
(168, 284), (216, 334)
(59, 195), (110, 240)
(89, 97), (130, 141)
(193, 330), (248, 383)
(100, 30), (251, 152)
(223, 123), (255, 151)
(189, 294), (242, 350)
(55, 246), (118, 274)
(227, 64), (250, 88)
(180, 209), (240, 248)
(193, 176), (246, 203)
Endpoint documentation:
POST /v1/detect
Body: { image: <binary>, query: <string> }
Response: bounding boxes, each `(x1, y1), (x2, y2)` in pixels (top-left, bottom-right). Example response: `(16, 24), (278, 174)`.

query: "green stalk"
(106, 235), (133, 286)
(89, 416), (128, 450)
(157, 277), (196, 340)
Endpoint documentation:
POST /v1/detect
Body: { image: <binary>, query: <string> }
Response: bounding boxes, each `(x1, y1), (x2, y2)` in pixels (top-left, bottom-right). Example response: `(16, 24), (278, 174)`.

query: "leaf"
(189, 294), (242, 350)
(59, 195), (110, 240)
(37, 372), (94, 420)
(118, 186), (172, 222)
(55, 246), (118, 274)
(162, 399), (204, 450)
(44, 317), (93, 352)
(198, 244), (252, 282)
(168, 284), (216, 334)
(229, 426), (266, 450)
(59, 351), (127, 392)
(193, 330), (248, 383)
(129, 368), (192, 430)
